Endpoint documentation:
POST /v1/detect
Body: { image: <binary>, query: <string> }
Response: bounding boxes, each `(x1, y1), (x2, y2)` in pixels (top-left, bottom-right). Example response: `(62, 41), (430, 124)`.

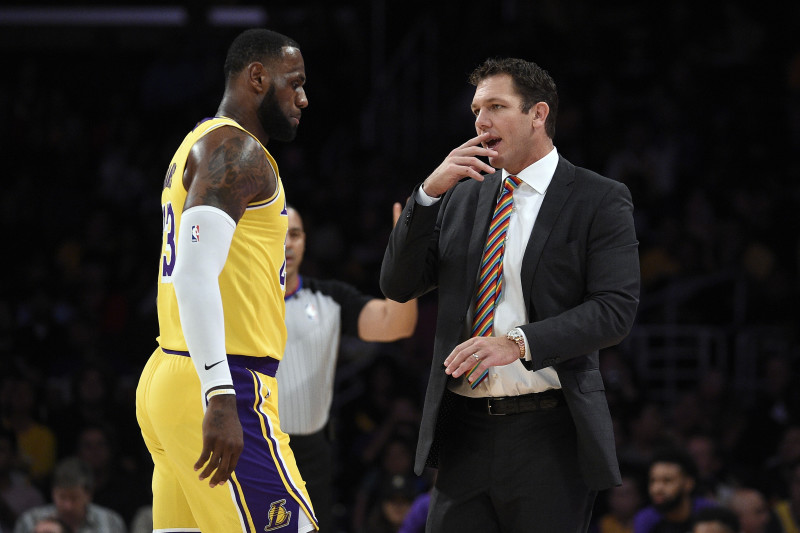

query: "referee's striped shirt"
(277, 276), (371, 435)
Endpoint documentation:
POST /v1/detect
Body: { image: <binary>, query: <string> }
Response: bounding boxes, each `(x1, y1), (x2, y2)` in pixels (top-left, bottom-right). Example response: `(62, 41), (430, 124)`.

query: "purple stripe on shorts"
(229, 367), (316, 531)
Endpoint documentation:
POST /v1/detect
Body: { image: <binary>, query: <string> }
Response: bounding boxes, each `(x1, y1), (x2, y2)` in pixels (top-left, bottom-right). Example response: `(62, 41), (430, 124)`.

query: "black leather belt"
(458, 389), (564, 416)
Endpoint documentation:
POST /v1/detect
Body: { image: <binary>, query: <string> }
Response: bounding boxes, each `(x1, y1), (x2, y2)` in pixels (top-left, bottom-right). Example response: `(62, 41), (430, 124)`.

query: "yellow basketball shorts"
(136, 347), (318, 532)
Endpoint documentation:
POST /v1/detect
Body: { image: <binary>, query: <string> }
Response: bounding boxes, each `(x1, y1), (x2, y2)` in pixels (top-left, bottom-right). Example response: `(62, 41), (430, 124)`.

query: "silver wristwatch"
(506, 327), (526, 360)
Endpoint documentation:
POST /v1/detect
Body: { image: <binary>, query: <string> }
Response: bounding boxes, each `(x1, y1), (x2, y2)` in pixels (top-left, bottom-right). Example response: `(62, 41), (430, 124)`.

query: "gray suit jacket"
(379, 155), (640, 490)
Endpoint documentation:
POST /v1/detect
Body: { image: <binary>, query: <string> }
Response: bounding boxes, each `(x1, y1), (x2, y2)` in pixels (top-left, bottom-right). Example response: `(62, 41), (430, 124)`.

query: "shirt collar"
(502, 146), (558, 194)
(284, 275), (303, 301)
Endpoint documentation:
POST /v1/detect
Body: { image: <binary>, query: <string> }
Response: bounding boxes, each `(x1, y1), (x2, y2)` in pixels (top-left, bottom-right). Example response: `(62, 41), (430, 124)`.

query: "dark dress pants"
(426, 391), (597, 533)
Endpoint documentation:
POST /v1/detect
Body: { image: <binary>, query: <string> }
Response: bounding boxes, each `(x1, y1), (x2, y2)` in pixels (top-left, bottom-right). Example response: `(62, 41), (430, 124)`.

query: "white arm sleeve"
(172, 205), (237, 399)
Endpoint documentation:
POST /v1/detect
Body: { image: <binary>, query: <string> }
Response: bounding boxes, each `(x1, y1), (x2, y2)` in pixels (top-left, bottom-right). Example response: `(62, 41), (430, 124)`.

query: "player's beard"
(258, 84), (297, 142)
(652, 491), (685, 514)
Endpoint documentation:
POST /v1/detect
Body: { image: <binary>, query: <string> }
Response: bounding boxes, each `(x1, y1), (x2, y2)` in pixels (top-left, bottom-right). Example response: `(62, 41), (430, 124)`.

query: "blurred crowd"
(1, 1), (799, 532)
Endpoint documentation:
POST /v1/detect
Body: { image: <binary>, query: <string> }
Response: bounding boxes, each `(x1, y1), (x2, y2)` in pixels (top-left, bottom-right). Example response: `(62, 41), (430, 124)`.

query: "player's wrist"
(206, 386), (236, 403)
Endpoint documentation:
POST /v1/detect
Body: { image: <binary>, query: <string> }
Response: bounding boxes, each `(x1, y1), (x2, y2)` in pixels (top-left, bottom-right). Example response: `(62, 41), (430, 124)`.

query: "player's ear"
(247, 62), (271, 93)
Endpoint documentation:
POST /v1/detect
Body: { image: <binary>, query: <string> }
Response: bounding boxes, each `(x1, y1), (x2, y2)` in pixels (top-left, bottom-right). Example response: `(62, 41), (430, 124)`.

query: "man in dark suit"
(380, 57), (640, 532)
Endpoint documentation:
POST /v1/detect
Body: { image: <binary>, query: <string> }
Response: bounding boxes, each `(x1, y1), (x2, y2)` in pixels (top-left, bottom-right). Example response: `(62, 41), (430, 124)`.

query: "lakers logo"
(264, 499), (292, 531)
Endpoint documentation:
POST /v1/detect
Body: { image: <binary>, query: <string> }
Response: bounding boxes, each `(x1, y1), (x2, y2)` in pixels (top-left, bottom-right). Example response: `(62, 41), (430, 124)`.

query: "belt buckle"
(486, 398), (506, 416)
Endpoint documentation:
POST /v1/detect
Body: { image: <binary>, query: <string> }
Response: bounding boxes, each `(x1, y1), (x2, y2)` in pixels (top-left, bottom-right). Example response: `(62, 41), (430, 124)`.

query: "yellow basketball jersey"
(156, 116), (288, 360)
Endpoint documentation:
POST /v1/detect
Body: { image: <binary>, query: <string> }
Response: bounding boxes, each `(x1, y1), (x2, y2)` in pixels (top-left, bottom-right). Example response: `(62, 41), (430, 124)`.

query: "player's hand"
(443, 336), (521, 384)
(421, 132), (497, 198)
(195, 394), (243, 487)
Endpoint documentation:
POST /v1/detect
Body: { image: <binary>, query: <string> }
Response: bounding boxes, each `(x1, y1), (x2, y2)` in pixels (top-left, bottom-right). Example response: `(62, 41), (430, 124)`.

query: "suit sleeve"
(380, 187), (446, 302)
(522, 181), (640, 369)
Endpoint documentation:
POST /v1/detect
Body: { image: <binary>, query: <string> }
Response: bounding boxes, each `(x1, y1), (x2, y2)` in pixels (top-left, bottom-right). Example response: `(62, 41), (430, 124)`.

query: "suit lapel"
(521, 157), (575, 312)
(464, 172), (502, 311)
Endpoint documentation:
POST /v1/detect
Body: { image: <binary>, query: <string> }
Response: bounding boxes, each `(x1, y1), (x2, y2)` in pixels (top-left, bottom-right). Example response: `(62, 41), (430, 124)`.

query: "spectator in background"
(762, 426), (800, 502)
(127, 506), (151, 533)
(352, 434), (422, 533)
(361, 474), (418, 533)
(13, 457), (125, 533)
(619, 402), (673, 471)
(685, 432), (735, 503)
(738, 356), (800, 472)
(634, 447), (717, 533)
(1, 375), (56, 489)
(773, 460), (800, 533)
(594, 470), (645, 533)
(727, 487), (782, 533)
(50, 365), (114, 460)
(0, 429), (44, 532)
(398, 488), (431, 533)
(74, 425), (146, 525)
(338, 356), (422, 499)
(690, 506), (740, 533)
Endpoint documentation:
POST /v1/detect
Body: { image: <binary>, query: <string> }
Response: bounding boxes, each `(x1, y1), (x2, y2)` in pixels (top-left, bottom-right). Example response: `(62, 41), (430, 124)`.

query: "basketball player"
(135, 29), (317, 532)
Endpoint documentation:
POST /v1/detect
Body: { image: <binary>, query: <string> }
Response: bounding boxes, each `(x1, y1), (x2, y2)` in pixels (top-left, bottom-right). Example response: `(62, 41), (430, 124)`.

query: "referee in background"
(278, 204), (418, 532)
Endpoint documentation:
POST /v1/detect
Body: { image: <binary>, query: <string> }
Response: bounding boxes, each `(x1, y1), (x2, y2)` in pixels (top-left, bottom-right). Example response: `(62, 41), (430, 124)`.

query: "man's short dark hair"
(224, 28), (299, 80)
(691, 506), (739, 533)
(650, 447), (699, 481)
(468, 57), (559, 139)
(52, 457), (94, 493)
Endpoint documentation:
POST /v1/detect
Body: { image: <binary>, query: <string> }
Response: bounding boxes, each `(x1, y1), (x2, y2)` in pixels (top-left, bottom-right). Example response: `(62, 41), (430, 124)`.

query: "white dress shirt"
(417, 147), (562, 397)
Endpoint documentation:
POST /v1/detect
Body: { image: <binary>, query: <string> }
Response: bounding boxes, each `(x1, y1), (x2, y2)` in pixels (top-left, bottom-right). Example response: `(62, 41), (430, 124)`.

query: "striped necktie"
(467, 175), (522, 389)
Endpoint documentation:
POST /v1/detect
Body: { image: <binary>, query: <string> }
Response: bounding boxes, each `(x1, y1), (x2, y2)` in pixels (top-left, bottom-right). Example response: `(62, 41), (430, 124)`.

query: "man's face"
(53, 486), (91, 527)
(78, 428), (110, 470)
(257, 46), (308, 142)
(735, 492), (770, 533)
(687, 436), (717, 476)
(471, 74), (537, 175)
(648, 462), (692, 514)
(285, 208), (306, 281)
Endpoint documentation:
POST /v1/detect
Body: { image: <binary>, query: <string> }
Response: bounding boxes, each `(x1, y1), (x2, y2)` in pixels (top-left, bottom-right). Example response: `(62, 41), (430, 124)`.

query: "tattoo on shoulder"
(202, 135), (274, 208)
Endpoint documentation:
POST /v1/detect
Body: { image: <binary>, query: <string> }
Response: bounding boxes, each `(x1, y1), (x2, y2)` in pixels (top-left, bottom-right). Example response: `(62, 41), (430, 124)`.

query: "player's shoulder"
(195, 123), (267, 162)
(186, 123), (276, 201)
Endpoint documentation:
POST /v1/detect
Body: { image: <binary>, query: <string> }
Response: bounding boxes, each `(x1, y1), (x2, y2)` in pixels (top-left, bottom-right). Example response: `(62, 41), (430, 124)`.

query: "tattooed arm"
(184, 127), (277, 218)
(175, 126), (275, 487)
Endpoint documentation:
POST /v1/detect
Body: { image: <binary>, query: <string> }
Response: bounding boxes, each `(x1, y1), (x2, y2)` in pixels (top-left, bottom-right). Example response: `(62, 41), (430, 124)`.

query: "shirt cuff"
(415, 185), (441, 206)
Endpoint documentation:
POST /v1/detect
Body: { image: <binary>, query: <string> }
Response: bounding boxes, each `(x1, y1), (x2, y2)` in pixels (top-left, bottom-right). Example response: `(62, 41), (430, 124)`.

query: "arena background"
(2, 1), (799, 531)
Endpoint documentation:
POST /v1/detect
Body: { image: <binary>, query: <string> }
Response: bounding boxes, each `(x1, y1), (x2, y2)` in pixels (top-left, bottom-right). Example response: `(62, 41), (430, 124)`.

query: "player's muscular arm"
(184, 127), (276, 220)
(176, 126), (277, 487)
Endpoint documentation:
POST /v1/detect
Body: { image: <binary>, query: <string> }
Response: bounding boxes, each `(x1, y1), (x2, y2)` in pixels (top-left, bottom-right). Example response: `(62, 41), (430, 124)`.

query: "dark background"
(2, 1), (800, 531)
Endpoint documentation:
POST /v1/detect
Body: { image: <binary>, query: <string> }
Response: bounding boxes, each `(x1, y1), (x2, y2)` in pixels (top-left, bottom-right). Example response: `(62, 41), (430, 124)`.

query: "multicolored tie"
(467, 175), (523, 389)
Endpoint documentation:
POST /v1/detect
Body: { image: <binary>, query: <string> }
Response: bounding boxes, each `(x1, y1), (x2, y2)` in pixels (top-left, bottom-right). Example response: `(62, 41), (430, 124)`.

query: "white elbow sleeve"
(172, 205), (237, 400)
